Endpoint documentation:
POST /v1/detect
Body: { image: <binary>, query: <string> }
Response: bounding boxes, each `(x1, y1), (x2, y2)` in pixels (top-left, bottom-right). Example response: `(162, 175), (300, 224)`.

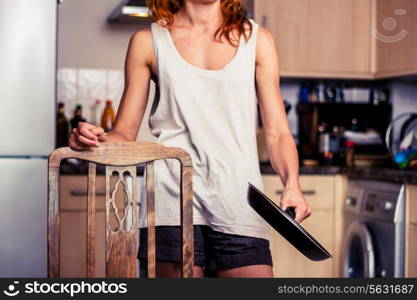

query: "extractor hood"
(108, 0), (152, 24)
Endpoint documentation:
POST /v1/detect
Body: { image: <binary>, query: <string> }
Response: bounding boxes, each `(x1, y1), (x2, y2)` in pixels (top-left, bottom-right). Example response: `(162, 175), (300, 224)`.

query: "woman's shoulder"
(129, 27), (154, 53)
(130, 27), (152, 44)
(256, 25), (275, 47)
(254, 25), (279, 67)
(127, 27), (155, 65)
(242, 19), (274, 49)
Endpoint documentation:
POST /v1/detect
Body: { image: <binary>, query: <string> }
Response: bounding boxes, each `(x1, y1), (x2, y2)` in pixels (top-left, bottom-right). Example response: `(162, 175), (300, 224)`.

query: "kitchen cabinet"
(254, 0), (417, 79)
(405, 184), (417, 277)
(59, 175), (106, 277)
(263, 174), (347, 277)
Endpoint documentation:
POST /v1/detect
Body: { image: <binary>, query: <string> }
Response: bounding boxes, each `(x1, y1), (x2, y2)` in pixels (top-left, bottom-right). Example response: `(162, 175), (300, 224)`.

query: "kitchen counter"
(260, 162), (417, 184)
(59, 159), (145, 176)
(59, 159), (416, 185)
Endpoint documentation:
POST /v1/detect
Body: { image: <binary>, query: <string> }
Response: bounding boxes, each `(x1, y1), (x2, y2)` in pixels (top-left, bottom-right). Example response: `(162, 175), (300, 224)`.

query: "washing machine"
(342, 179), (405, 277)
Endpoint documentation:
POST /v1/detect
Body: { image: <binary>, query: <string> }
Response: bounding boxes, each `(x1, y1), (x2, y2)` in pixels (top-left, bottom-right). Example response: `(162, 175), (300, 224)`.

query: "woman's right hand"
(69, 122), (107, 151)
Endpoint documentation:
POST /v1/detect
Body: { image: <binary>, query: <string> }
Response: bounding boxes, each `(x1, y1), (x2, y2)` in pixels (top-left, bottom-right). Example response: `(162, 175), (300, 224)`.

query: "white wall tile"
(78, 69), (107, 102)
(57, 68), (77, 118)
(77, 68), (107, 123)
(107, 70), (125, 112)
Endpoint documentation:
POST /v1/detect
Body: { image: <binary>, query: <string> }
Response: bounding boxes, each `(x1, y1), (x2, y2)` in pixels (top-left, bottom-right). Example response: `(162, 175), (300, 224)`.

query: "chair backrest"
(47, 142), (194, 278)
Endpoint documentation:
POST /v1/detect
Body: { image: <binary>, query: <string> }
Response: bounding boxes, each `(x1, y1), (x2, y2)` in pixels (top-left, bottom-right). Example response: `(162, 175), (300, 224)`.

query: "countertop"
(59, 159), (417, 185)
(59, 159), (145, 176)
(260, 163), (417, 185)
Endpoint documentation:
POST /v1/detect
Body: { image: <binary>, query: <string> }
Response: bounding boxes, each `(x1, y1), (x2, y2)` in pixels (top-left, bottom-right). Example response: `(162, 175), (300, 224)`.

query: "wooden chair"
(47, 142), (194, 278)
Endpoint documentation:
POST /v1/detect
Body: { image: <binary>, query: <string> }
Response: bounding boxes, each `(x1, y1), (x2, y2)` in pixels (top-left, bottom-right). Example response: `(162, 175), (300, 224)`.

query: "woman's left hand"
(279, 187), (312, 223)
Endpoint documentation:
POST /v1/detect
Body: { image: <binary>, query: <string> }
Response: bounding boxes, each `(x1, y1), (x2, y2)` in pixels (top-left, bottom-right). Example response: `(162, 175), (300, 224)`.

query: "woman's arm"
(69, 29), (154, 150)
(107, 28), (154, 142)
(255, 27), (312, 223)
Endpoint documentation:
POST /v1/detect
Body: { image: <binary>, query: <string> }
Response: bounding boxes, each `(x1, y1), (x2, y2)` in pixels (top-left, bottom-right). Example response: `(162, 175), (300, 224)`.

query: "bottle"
(101, 100), (115, 132)
(318, 81), (326, 103)
(345, 140), (355, 167)
(299, 82), (310, 103)
(307, 84), (319, 103)
(329, 126), (341, 165)
(350, 118), (359, 132)
(369, 87), (378, 105)
(324, 84), (336, 102)
(318, 122), (333, 165)
(70, 104), (87, 131)
(91, 99), (101, 126)
(56, 102), (69, 148)
(335, 83), (345, 103)
(338, 126), (347, 164)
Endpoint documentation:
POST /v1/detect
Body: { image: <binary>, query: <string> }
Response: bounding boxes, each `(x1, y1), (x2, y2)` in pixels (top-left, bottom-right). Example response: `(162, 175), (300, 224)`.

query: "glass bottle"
(56, 102), (69, 148)
(70, 104), (87, 131)
(318, 122), (333, 165)
(91, 99), (101, 126)
(101, 100), (115, 132)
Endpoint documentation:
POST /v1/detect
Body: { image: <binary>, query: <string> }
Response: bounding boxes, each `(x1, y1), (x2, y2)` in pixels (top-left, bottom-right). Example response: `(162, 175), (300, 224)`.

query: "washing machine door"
(343, 222), (375, 277)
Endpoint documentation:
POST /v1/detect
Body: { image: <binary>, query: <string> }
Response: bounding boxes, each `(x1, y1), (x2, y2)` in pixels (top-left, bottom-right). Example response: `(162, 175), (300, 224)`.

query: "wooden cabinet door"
(263, 174), (335, 209)
(254, 0), (417, 79)
(374, 0), (417, 77)
(59, 175), (106, 277)
(60, 211), (105, 277)
(262, 174), (336, 277)
(406, 225), (417, 277)
(269, 210), (334, 277)
(255, 0), (372, 78)
(406, 184), (417, 225)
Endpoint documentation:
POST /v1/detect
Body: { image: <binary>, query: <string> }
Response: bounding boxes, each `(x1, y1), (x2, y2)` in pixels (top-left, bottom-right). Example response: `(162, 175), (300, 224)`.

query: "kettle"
(385, 112), (417, 168)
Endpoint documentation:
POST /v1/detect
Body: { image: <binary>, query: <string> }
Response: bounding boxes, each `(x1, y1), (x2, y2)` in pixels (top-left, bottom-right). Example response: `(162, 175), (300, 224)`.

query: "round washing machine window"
(343, 222), (375, 278)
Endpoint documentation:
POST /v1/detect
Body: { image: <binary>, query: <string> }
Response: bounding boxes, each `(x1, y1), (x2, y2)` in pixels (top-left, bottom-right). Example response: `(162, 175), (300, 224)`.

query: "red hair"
(146, 0), (252, 47)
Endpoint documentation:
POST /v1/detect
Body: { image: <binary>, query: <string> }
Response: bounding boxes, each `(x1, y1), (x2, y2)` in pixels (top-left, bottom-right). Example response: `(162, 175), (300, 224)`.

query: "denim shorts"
(137, 225), (273, 277)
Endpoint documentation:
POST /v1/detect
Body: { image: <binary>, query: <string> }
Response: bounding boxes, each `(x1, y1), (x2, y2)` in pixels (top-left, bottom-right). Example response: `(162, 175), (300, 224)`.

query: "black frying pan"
(247, 182), (332, 261)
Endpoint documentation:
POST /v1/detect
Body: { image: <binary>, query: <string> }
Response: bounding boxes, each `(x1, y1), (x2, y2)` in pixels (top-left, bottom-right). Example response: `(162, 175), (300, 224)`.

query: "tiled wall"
(57, 68), (124, 126)
(57, 67), (157, 142)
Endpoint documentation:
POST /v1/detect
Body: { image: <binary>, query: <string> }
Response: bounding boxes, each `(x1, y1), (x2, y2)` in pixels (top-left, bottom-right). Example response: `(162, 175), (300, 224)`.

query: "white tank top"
(138, 18), (270, 240)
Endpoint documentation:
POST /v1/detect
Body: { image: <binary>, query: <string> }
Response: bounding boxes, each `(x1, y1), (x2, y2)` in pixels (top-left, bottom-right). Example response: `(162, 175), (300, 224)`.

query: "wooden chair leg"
(48, 165), (60, 278)
(86, 162), (96, 277)
(146, 161), (156, 278)
(180, 165), (194, 278)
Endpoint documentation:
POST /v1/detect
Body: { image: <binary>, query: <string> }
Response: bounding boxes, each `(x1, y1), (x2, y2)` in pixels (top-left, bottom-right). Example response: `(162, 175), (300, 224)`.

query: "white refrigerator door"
(0, 158), (47, 277)
(0, 0), (57, 155)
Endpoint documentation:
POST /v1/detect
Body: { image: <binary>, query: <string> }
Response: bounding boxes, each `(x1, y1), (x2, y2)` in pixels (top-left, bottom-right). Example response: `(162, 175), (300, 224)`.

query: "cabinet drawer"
(263, 175), (334, 209)
(60, 175), (106, 210)
(60, 211), (105, 277)
(269, 210), (334, 277)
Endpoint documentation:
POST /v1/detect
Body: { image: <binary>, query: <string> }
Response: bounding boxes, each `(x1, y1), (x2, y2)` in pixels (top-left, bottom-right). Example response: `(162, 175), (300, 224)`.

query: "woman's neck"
(175, 0), (222, 29)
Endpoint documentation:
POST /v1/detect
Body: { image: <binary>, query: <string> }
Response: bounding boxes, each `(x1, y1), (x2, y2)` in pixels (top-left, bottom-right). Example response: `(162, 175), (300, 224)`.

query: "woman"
(69, 0), (311, 278)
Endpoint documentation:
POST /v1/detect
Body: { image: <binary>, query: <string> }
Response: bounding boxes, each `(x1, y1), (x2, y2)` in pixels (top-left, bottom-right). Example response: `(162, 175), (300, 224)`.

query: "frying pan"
(247, 182), (332, 261)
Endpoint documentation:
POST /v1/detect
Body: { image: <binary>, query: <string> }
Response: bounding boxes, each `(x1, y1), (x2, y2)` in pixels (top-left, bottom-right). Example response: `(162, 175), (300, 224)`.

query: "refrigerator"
(0, 0), (57, 277)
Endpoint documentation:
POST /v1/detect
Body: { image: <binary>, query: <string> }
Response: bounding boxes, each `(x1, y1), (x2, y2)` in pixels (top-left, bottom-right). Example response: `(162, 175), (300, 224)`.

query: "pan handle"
(276, 189), (316, 196)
